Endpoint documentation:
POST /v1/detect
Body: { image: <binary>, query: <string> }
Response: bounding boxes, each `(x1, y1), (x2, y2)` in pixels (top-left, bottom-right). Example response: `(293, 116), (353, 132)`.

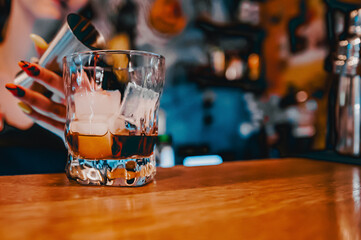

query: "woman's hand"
(5, 34), (66, 141)
(5, 61), (66, 140)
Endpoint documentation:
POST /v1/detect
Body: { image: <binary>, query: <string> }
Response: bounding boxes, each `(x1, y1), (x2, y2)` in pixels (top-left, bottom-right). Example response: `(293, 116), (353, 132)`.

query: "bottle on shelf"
(333, 8), (361, 156)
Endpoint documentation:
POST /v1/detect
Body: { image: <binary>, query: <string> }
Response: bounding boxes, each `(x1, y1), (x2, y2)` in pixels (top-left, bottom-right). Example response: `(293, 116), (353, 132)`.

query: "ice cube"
(69, 121), (113, 159)
(109, 116), (133, 135)
(74, 90), (121, 120)
(119, 82), (159, 128)
(70, 121), (108, 136)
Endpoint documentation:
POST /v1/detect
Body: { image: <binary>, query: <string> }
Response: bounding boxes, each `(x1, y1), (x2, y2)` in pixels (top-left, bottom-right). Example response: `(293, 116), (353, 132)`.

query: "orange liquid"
(66, 131), (157, 160)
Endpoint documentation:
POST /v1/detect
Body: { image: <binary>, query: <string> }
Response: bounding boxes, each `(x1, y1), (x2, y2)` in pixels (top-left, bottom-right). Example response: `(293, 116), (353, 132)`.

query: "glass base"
(65, 154), (156, 186)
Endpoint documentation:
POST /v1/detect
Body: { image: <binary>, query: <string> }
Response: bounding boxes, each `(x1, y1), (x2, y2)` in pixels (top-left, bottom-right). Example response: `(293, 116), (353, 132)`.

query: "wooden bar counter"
(0, 158), (360, 239)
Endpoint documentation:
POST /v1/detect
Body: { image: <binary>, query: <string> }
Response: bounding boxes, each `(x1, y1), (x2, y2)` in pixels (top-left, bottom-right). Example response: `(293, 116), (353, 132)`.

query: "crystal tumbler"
(63, 50), (165, 186)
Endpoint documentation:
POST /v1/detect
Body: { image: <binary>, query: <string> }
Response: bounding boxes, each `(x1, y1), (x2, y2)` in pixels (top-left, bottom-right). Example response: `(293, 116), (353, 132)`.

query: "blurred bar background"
(1, 0), (361, 172)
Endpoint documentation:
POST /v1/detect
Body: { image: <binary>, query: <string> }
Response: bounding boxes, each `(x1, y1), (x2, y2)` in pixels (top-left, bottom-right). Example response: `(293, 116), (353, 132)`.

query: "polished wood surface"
(0, 158), (360, 239)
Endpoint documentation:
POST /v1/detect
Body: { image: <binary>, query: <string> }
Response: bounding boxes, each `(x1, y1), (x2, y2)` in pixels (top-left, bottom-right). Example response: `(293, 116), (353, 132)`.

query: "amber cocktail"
(63, 50), (165, 186)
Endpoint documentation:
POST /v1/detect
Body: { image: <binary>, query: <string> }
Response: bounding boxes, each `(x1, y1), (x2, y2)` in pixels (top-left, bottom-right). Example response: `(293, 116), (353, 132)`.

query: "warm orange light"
(248, 53), (260, 80)
(248, 53), (260, 69)
(148, 0), (187, 36)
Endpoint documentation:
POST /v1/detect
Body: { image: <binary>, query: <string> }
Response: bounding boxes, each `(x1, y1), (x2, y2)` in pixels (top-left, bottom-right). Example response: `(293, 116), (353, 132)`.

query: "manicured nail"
(29, 34), (48, 50)
(18, 61), (40, 76)
(18, 60), (30, 68)
(5, 83), (25, 97)
(17, 102), (32, 114)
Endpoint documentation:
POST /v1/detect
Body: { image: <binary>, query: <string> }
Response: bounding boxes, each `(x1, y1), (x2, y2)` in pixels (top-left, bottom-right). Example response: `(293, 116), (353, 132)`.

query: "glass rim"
(64, 49), (165, 61)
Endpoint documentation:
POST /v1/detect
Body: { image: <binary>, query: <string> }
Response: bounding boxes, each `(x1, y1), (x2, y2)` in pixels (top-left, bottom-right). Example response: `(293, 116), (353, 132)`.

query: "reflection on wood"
(0, 158), (360, 239)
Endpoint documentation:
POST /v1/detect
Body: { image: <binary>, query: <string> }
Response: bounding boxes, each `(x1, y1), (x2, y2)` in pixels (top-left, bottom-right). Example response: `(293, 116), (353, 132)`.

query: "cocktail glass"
(63, 50), (165, 186)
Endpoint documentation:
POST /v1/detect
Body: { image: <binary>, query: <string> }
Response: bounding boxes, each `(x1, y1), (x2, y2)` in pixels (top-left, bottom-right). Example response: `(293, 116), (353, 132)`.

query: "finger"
(5, 83), (66, 121)
(30, 34), (48, 57)
(18, 61), (65, 98)
(18, 102), (65, 140)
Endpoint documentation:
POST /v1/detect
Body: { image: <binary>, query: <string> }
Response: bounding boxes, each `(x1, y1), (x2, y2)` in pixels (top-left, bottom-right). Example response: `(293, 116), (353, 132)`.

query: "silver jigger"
(14, 13), (105, 88)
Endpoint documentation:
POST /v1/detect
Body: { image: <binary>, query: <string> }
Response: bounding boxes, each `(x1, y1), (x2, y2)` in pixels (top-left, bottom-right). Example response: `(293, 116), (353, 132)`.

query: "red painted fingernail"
(18, 60), (40, 76)
(5, 83), (25, 97)
(18, 61), (30, 68)
(5, 83), (17, 96)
